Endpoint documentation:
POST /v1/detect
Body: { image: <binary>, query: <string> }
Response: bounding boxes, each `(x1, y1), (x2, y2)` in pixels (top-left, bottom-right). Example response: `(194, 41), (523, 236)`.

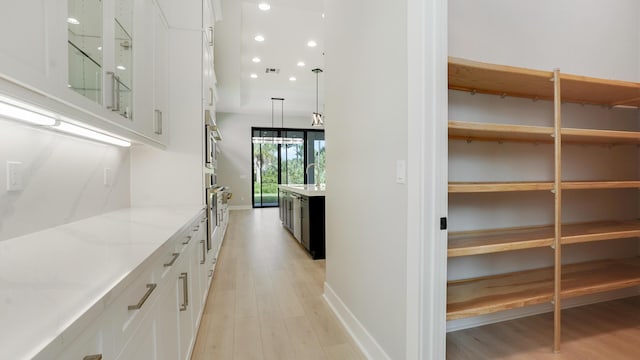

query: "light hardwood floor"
(191, 208), (365, 360)
(447, 295), (640, 359)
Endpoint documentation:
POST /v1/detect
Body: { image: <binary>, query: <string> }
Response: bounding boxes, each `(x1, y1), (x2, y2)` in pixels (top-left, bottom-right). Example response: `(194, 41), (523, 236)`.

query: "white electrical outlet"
(7, 161), (23, 191)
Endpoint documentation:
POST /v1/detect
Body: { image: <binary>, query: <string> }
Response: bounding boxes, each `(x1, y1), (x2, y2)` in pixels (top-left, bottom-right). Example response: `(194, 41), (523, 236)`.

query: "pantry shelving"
(447, 57), (640, 352)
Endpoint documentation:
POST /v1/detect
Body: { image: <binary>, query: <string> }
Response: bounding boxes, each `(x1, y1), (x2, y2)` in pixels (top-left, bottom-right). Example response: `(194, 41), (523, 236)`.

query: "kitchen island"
(278, 184), (326, 259)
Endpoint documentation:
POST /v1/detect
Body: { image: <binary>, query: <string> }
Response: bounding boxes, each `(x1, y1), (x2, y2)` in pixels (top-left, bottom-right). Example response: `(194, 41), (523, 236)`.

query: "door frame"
(406, 0), (448, 358)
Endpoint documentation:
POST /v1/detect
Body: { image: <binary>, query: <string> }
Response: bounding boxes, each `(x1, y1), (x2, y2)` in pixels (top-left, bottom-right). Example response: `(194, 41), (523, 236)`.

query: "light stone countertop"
(278, 184), (326, 197)
(0, 206), (204, 360)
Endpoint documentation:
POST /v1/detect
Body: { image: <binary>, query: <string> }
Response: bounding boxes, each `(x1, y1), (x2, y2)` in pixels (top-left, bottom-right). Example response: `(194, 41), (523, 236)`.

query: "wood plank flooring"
(447, 296), (640, 359)
(191, 209), (365, 360)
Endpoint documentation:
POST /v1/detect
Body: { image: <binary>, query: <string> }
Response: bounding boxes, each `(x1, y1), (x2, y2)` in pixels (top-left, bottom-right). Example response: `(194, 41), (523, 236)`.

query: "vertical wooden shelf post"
(553, 68), (562, 353)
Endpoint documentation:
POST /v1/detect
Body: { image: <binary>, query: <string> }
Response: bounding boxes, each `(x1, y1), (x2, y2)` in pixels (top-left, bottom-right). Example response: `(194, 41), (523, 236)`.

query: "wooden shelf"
(449, 181), (553, 193)
(560, 73), (640, 107)
(449, 57), (640, 107)
(562, 127), (640, 144)
(447, 257), (640, 320)
(448, 220), (640, 257)
(562, 180), (640, 190)
(448, 57), (554, 101)
(449, 121), (554, 143)
(449, 225), (554, 257)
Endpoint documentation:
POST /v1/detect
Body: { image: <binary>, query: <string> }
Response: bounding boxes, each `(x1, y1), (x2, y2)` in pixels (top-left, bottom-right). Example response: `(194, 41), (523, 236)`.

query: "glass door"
(253, 130), (280, 207)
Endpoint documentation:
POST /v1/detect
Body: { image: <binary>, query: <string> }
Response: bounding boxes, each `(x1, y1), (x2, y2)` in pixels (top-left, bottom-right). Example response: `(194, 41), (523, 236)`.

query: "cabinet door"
(0, 1), (50, 89)
(152, 3), (169, 144)
(116, 315), (157, 360)
(176, 263), (194, 360)
(155, 279), (180, 360)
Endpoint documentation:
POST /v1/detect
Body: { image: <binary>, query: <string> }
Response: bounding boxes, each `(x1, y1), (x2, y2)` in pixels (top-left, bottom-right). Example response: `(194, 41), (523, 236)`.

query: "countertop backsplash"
(0, 117), (130, 241)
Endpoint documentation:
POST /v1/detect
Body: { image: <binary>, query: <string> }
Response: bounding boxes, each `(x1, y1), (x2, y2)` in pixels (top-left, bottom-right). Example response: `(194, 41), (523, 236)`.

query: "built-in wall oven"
(206, 185), (221, 251)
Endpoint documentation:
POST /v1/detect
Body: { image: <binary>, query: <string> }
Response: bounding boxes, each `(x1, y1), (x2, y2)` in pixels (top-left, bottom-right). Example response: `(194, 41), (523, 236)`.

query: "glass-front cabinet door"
(67, 0), (103, 104)
(112, 0), (133, 119)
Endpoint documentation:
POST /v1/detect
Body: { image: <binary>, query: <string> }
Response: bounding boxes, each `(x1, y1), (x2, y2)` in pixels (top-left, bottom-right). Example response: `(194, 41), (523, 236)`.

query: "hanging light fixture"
(252, 97), (304, 144)
(311, 68), (324, 127)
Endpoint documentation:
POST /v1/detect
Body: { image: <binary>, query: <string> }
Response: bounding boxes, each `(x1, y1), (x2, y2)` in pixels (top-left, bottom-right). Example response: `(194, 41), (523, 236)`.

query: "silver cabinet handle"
(208, 26), (214, 46)
(128, 283), (157, 310)
(209, 87), (214, 106)
(208, 269), (213, 278)
(200, 240), (206, 264)
(83, 355), (102, 360)
(163, 253), (180, 267)
(107, 71), (120, 112)
(179, 272), (189, 311)
(182, 235), (192, 245)
(154, 109), (163, 135)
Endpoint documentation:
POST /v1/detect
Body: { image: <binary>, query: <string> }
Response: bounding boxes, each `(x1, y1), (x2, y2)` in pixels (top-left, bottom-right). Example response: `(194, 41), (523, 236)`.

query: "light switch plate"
(7, 161), (23, 191)
(396, 160), (406, 184)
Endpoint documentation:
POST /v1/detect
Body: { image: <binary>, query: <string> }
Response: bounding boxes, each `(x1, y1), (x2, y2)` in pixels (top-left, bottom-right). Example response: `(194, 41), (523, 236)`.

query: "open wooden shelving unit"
(447, 57), (640, 352)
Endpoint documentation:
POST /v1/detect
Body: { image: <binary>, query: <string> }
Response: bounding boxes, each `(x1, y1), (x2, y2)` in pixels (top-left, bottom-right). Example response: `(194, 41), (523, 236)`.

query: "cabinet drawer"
(53, 313), (112, 360)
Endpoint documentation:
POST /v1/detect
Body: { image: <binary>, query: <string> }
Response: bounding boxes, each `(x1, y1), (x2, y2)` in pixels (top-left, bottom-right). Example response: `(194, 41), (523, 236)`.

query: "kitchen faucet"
(305, 163), (319, 186)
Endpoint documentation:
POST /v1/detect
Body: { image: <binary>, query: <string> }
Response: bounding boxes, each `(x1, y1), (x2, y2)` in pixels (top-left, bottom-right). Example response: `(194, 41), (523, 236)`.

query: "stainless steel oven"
(206, 186), (220, 251)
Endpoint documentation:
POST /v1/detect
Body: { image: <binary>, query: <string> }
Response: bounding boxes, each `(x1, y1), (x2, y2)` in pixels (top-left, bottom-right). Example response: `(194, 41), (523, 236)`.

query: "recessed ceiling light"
(97, 46), (102, 51)
(322, 13), (325, 19)
(297, 61), (305, 67)
(116, 65), (126, 70)
(258, 2), (271, 11)
(307, 40), (317, 47)
(254, 35), (265, 42)
(289, 76), (296, 81)
(67, 17), (80, 25)
(252, 57), (261, 63)
(250, 73), (258, 79)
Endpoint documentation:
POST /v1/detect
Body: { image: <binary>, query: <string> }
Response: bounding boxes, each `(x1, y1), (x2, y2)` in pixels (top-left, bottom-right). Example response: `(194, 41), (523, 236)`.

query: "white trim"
(323, 283), (391, 360)
(447, 287), (640, 332)
(228, 205), (251, 211)
(405, 0), (449, 358)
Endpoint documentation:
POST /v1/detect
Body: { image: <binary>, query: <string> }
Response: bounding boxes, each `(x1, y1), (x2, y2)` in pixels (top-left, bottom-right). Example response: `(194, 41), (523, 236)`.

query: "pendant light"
(311, 68), (324, 127)
(252, 97), (304, 144)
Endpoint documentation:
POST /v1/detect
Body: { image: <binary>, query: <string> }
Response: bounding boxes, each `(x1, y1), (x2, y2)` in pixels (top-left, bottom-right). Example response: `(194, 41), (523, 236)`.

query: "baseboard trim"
(447, 287), (640, 332)
(323, 282), (391, 360)
(228, 205), (251, 211)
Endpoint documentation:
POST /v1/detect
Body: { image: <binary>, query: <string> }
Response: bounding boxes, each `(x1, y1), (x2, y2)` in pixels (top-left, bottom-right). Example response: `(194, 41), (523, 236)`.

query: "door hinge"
(440, 217), (447, 230)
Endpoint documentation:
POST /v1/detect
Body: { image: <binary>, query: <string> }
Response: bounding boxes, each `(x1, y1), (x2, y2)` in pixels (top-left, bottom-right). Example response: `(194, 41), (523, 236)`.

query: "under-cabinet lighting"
(67, 17), (80, 25)
(55, 121), (131, 147)
(0, 99), (56, 126)
(258, 3), (271, 11)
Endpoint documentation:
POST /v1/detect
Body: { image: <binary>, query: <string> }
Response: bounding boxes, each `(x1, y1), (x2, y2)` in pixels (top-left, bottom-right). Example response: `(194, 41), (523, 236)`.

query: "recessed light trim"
(67, 17), (80, 25)
(258, 2), (271, 11)
(250, 73), (258, 79)
(297, 61), (305, 67)
(254, 35), (265, 42)
(252, 57), (261, 63)
(307, 40), (317, 47)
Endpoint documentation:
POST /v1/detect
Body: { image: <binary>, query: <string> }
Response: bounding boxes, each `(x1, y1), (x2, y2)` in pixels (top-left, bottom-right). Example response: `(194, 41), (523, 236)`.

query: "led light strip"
(0, 97), (131, 147)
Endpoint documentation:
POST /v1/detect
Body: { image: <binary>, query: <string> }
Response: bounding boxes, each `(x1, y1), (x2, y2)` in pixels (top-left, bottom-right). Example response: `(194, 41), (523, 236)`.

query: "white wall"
(324, 0), (408, 359)
(0, 118), (130, 241)
(216, 111), (315, 208)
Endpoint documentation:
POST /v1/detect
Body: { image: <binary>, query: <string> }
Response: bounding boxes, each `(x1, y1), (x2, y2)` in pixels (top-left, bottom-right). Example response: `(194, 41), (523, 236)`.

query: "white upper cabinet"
(0, 0), (170, 147)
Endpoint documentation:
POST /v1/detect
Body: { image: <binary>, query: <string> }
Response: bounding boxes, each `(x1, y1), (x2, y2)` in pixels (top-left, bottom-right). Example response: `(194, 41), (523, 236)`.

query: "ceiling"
(214, 0), (325, 117)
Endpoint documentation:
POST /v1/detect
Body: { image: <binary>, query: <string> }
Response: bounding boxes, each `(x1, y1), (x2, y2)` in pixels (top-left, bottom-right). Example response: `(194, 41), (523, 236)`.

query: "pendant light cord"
(315, 71), (319, 113)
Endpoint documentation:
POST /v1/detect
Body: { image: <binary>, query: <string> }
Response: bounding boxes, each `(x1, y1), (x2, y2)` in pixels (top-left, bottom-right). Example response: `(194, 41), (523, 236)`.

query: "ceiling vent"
(265, 68), (280, 74)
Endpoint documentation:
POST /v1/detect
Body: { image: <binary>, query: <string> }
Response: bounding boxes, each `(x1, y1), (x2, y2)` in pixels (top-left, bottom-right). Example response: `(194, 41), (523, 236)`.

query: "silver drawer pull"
(179, 272), (189, 311)
(182, 235), (192, 245)
(128, 283), (157, 310)
(83, 355), (102, 360)
(163, 253), (180, 267)
(200, 240), (206, 264)
(208, 269), (214, 278)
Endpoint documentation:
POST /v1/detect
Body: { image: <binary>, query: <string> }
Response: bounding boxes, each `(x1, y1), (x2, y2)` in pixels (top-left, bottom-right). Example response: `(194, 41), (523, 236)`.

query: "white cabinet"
(116, 315), (157, 360)
(152, 4), (169, 143)
(54, 313), (113, 360)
